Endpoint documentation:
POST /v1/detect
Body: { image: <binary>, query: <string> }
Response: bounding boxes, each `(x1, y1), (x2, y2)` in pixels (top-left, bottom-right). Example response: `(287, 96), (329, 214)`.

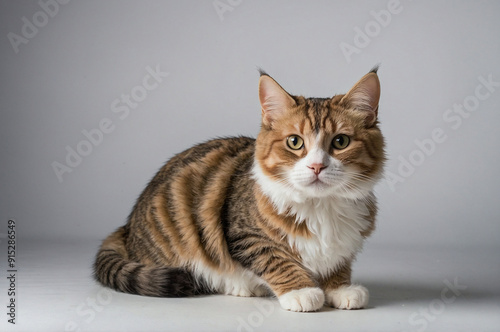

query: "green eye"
(287, 135), (304, 150)
(332, 134), (350, 150)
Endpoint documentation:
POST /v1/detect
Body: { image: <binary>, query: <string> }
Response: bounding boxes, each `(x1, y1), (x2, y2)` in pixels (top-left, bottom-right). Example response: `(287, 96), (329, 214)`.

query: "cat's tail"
(93, 226), (206, 297)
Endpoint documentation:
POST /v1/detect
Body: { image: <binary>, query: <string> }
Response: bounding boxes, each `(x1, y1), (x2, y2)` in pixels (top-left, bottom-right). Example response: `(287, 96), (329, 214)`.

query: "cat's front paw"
(278, 287), (325, 312)
(253, 284), (272, 297)
(326, 284), (369, 309)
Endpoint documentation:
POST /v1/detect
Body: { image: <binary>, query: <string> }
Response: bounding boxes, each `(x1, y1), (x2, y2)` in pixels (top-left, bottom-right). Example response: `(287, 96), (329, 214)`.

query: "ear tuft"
(258, 67), (268, 77)
(340, 70), (381, 127)
(258, 74), (295, 128)
(369, 64), (380, 74)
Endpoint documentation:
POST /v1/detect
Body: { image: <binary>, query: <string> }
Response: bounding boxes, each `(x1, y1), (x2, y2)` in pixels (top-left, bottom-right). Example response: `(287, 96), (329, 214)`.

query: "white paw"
(226, 285), (253, 297)
(225, 282), (271, 297)
(326, 284), (369, 309)
(278, 287), (325, 312)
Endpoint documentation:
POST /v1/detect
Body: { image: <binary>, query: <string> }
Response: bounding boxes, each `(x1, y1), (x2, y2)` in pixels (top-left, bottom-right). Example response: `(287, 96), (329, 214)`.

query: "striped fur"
(94, 69), (385, 311)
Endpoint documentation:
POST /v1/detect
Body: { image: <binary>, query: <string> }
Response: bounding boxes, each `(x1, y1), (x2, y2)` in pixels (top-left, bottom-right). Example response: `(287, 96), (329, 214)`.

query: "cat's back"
(133, 136), (256, 214)
(161, 136), (255, 179)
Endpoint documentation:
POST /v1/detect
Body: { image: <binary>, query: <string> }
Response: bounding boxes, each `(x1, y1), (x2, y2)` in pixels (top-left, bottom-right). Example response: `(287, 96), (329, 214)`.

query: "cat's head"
(253, 69), (385, 205)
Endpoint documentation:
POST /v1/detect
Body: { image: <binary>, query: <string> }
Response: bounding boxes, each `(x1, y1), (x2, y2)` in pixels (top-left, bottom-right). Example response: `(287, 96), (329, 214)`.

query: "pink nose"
(308, 163), (326, 175)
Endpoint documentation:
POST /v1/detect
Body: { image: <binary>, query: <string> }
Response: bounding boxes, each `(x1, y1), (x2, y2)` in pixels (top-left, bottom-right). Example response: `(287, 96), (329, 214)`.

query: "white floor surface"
(1, 239), (499, 332)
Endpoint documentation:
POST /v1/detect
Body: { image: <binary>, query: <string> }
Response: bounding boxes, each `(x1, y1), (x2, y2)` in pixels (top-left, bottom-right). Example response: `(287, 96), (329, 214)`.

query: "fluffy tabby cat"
(94, 68), (385, 312)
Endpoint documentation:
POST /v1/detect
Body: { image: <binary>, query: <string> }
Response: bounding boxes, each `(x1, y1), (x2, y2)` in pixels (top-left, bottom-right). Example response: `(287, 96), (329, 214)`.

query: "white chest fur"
(252, 162), (373, 278)
(287, 197), (371, 278)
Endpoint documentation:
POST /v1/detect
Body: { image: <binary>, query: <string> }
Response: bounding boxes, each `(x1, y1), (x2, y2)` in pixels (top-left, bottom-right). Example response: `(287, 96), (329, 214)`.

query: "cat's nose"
(308, 163), (326, 175)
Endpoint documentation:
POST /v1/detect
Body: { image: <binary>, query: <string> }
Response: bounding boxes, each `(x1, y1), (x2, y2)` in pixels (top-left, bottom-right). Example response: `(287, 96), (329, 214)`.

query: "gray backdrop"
(1, 0), (499, 248)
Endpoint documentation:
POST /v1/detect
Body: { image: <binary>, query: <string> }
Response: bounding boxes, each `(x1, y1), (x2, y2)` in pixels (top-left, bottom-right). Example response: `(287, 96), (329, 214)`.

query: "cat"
(94, 68), (385, 312)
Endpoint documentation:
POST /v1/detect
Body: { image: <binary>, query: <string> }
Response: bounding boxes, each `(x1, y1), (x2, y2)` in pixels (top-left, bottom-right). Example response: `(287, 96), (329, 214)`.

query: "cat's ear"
(258, 72), (296, 128)
(340, 68), (380, 127)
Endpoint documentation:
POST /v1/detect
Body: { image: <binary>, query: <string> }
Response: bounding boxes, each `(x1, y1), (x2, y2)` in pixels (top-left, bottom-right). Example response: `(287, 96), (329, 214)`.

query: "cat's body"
(94, 69), (385, 312)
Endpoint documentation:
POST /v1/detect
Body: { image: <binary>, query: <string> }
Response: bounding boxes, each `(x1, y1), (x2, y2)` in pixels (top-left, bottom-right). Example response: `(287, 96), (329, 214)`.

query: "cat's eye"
(332, 134), (350, 150)
(287, 135), (304, 150)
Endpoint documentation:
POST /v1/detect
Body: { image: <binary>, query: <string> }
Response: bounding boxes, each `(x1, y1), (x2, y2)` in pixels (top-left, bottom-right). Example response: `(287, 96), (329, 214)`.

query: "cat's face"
(255, 70), (385, 201)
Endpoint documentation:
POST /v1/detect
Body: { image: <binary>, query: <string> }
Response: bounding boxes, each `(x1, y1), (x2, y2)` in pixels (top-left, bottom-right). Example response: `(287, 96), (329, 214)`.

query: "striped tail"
(93, 226), (205, 297)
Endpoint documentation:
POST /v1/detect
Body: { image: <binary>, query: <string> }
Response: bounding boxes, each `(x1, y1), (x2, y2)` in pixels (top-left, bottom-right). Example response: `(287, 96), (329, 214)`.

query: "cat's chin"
(296, 181), (371, 201)
(298, 181), (335, 198)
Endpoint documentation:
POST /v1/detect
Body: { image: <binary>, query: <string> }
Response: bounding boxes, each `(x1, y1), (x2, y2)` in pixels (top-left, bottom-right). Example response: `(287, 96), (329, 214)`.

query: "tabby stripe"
(303, 106), (316, 135)
(145, 206), (174, 264)
(321, 107), (333, 132)
(263, 259), (293, 276)
(194, 164), (215, 254)
(96, 253), (120, 283)
(95, 252), (117, 271)
(362, 137), (379, 161)
(105, 256), (126, 287)
(298, 119), (306, 135)
(272, 277), (305, 288)
(337, 145), (363, 163)
(131, 215), (153, 262)
(260, 138), (283, 162)
(328, 117), (337, 136)
(155, 190), (186, 259)
(245, 246), (271, 266)
(124, 264), (143, 293)
(271, 269), (309, 287)
(170, 168), (201, 258)
(96, 248), (117, 258)
(169, 139), (225, 168)
(312, 99), (322, 133)
(103, 256), (122, 286)
(148, 205), (177, 262)
(275, 272), (312, 288)
(111, 260), (129, 289)
(173, 165), (215, 267)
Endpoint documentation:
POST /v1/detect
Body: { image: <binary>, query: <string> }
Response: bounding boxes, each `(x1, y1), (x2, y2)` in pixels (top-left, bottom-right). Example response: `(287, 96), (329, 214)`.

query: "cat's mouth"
(311, 178), (324, 185)
(308, 177), (330, 189)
